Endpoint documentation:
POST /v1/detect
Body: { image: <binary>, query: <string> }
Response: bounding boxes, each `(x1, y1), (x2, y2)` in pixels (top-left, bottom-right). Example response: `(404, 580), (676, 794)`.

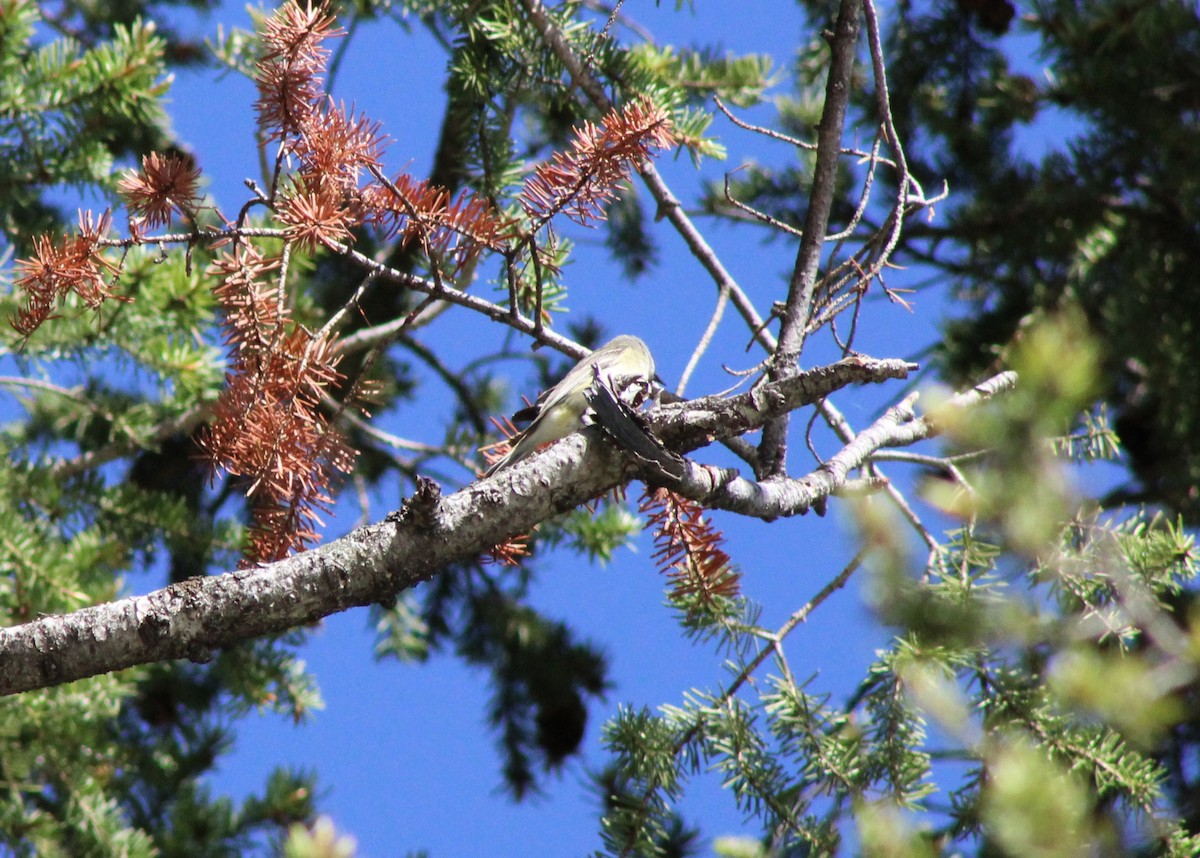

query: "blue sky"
(164, 3), (992, 855)
(10, 1), (1104, 854)
(158, 5), (905, 853)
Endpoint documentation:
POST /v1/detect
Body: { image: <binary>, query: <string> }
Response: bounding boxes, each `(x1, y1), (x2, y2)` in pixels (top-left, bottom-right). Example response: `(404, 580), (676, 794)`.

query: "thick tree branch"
(0, 356), (929, 696)
(625, 369), (1018, 520)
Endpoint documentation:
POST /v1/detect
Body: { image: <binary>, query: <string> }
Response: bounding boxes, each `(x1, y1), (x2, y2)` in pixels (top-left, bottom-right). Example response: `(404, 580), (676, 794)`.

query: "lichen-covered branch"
(0, 359), (1018, 697)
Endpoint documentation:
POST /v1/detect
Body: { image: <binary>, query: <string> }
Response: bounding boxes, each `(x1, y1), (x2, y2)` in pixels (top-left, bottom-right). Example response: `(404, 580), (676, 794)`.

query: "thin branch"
(324, 394), (440, 455)
(399, 332), (491, 435)
(713, 94), (897, 168)
(49, 406), (209, 480)
(817, 397), (937, 552)
(852, 0), (913, 292)
(825, 134), (883, 243)
(516, 0), (777, 355)
(334, 301), (446, 355)
(759, 0), (862, 478)
(718, 550), (867, 704)
(316, 269), (379, 341)
(616, 548), (866, 857)
(641, 161), (777, 351)
(581, 0), (647, 43)
(675, 281), (729, 397)
(722, 172), (803, 238)
(0, 376), (114, 420)
(868, 449), (990, 468)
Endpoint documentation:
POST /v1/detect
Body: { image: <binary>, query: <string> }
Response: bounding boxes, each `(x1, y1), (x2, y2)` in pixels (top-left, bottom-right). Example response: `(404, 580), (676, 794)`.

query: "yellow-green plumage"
(485, 335), (655, 475)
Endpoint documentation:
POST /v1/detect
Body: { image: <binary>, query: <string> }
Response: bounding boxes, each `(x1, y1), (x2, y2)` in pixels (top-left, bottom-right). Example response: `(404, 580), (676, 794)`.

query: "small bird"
(485, 335), (655, 476)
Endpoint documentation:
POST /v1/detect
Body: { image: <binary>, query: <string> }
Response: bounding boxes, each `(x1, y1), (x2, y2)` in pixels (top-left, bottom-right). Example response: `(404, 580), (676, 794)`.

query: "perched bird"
(485, 335), (655, 475)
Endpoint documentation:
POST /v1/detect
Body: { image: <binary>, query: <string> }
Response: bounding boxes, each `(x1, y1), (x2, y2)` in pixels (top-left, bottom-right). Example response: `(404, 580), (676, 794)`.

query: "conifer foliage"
(0, 0), (1198, 856)
(11, 0), (676, 563)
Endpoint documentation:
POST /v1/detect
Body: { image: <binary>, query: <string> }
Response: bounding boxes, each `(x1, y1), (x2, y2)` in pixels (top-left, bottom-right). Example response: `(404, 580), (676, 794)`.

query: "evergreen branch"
(10, 215), (583, 368)
(48, 405), (210, 481)
(275, 176), (357, 251)
(640, 487), (740, 605)
(254, 0), (343, 141)
(197, 238), (355, 563)
(611, 551), (865, 857)
(11, 210), (121, 338)
(362, 165), (510, 273)
(518, 97), (675, 230)
(117, 152), (203, 230)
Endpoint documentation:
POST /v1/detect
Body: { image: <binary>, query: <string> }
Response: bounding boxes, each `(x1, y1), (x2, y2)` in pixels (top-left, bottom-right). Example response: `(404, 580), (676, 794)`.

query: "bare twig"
(676, 282), (729, 397)
(759, 0), (863, 479)
(316, 269), (380, 341)
(722, 171), (804, 238)
(818, 397), (939, 552)
(713, 94), (897, 168)
(581, 0), (648, 43)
